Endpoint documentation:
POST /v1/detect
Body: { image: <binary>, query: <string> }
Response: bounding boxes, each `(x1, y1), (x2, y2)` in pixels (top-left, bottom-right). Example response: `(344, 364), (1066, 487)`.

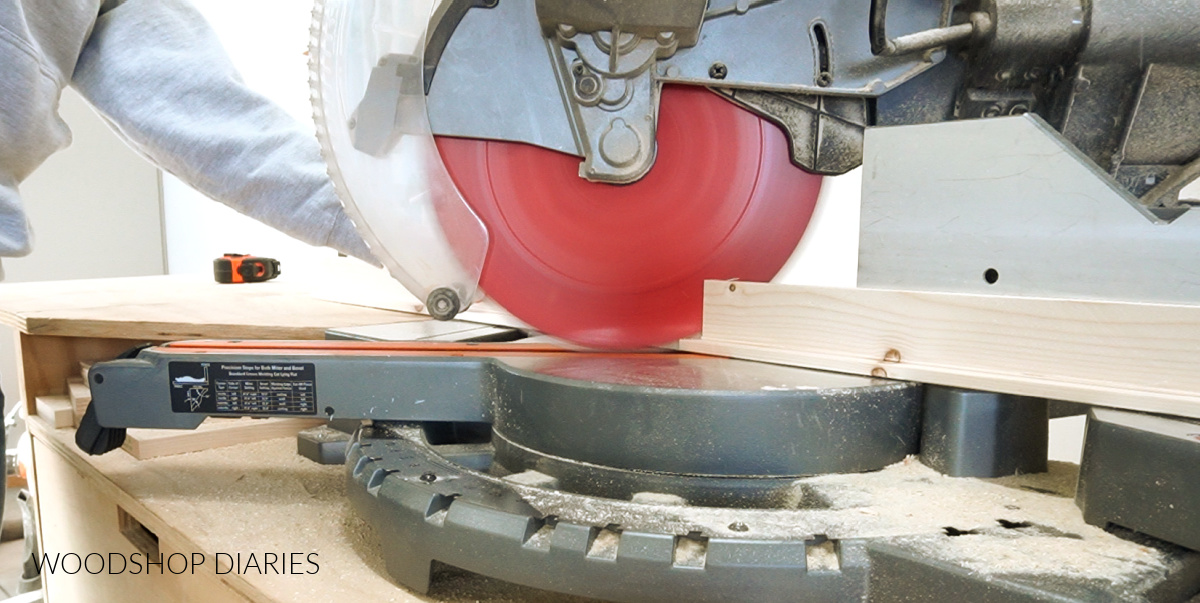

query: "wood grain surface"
(682, 281), (1200, 419)
(0, 275), (422, 340)
(123, 417), (325, 459)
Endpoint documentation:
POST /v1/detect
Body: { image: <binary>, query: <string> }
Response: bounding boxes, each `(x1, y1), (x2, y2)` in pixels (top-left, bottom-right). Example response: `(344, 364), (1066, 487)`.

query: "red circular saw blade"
(434, 86), (822, 349)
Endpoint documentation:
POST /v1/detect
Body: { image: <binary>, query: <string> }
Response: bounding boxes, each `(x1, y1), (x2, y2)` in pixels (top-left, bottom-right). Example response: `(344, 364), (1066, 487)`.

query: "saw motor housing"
(423, 0), (1200, 210)
(329, 0), (1200, 343)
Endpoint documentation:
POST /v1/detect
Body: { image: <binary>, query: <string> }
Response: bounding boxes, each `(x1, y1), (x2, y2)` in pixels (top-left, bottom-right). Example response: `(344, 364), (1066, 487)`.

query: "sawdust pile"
(514, 458), (1177, 588)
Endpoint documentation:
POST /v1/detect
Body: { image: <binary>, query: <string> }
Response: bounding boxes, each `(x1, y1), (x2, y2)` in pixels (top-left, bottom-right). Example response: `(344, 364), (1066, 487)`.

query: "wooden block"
(35, 396), (74, 428)
(682, 281), (1200, 420)
(66, 377), (91, 424)
(122, 417), (325, 460)
(79, 361), (92, 382)
(17, 334), (142, 418)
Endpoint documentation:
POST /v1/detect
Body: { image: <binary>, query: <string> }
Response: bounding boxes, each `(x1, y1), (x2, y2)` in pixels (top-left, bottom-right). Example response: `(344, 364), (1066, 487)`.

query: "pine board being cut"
(123, 417), (325, 459)
(680, 281), (1200, 420)
(0, 275), (423, 340)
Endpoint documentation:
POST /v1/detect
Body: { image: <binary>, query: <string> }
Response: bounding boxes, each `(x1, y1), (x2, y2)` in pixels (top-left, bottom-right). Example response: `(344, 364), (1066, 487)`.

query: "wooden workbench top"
(0, 274), (423, 340)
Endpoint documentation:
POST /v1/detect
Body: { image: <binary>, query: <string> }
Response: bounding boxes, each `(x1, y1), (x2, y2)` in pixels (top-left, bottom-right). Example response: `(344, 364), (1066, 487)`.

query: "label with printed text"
(169, 362), (317, 415)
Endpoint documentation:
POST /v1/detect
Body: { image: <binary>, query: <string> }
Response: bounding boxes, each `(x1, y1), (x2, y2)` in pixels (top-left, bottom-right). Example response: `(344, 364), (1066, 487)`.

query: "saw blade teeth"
(305, 0), (492, 312)
(307, 0), (373, 250)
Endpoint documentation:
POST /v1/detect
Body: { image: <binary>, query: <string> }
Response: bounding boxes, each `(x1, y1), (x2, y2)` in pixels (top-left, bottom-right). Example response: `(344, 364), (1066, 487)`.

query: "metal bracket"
(548, 27), (677, 182)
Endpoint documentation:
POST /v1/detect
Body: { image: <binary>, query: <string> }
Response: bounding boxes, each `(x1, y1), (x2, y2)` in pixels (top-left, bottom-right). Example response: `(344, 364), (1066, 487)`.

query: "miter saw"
(76, 0), (1200, 601)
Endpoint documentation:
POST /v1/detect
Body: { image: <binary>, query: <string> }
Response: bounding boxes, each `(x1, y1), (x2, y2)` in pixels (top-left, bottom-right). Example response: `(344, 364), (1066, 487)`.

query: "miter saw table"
(7, 277), (1195, 602)
(74, 335), (1200, 602)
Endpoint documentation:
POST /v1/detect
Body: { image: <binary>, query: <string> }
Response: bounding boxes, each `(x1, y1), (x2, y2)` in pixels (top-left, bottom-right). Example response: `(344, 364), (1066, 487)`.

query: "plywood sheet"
(30, 418), (594, 602)
(0, 275), (423, 340)
(33, 436), (252, 603)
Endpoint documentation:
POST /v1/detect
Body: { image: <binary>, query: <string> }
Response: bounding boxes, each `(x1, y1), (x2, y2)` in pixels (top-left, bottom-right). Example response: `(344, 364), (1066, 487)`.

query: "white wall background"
(774, 169), (861, 288)
(5, 91), (165, 282)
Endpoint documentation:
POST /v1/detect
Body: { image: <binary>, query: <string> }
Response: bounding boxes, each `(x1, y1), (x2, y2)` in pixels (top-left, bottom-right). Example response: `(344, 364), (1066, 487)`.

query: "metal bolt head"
(426, 287), (461, 321)
(709, 62), (728, 80)
(728, 522), (750, 532)
(576, 74), (601, 98)
(419, 472), (437, 483)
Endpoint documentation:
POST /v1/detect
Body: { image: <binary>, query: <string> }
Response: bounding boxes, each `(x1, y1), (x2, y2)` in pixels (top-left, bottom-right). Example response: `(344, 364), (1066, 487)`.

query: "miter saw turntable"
(76, 0), (1200, 600)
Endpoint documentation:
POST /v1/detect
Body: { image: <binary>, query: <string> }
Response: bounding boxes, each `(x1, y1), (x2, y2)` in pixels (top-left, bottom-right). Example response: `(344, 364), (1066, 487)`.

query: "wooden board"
(35, 395), (74, 428)
(0, 275), (423, 340)
(67, 376), (91, 422)
(122, 417), (326, 459)
(681, 281), (1200, 420)
(16, 334), (144, 415)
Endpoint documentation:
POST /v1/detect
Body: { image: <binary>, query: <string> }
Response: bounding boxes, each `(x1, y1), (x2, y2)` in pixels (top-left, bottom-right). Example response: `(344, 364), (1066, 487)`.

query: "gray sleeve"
(70, 0), (378, 265)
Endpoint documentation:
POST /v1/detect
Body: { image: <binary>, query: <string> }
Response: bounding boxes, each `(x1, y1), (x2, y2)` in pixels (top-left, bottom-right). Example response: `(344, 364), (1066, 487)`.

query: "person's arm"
(70, 0), (376, 264)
